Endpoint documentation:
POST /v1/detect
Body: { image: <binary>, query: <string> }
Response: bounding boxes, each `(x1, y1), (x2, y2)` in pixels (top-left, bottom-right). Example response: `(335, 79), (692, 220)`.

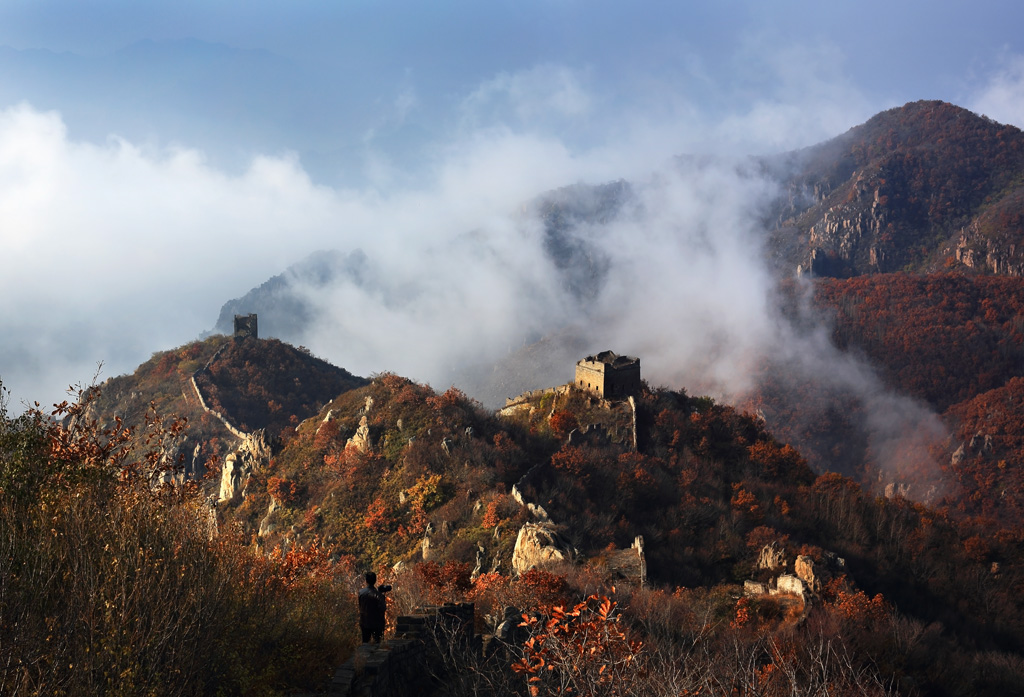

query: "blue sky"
(3, 0), (1024, 408)
(3, 0), (1023, 184)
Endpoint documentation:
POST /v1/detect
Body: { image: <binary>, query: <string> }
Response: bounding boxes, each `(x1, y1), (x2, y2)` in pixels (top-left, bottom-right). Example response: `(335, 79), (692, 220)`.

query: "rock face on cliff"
(798, 176), (891, 276)
(794, 555), (829, 593)
(512, 523), (576, 574)
(955, 206), (1024, 276)
(152, 439), (203, 487)
(770, 101), (1024, 277)
(218, 429), (272, 503)
(258, 498), (281, 537)
(346, 410), (373, 454)
(757, 543), (787, 571)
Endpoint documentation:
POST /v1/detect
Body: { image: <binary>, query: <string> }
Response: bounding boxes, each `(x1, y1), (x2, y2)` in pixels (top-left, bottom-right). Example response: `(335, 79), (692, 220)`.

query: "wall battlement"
(502, 384), (572, 410)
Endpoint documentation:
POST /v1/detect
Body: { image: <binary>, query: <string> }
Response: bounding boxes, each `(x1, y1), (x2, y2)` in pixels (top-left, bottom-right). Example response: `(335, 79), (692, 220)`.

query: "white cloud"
(461, 64), (593, 130)
(712, 40), (876, 153)
(0, 60), (946, 494)
(970, 54), (1024, 128)
(0, 103), (339, 405)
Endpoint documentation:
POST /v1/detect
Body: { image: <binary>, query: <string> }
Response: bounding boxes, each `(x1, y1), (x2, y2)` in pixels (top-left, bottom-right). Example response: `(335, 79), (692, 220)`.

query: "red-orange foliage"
(946, 377), (1024, 523)
(363, 497), (390, 533)
(549, 410), (579, 437)
(512, 594), (644, 697)
(746, 526), (788, 550)
(814, 274), (1024, 410)
(831, 589), (889, 628)
(550, 445), (590, 486)
(196, 337), (365, 438)
(747, 440), (807, 480)
(414, 561), (474, 604)
(493, 431), (516, 454)
(482, 494), (511, 529)
(793, 101), (1024, 273)
(731, 483), (763, 522)
(465, 570), (570, 625)
(268, 537), (351, 590)
(730, 597), (752, 629)
(514, 569), (570, 610)
(267, 476), (299, 506)
(313, 419), (340, 450)
(426, 386), (471, 416)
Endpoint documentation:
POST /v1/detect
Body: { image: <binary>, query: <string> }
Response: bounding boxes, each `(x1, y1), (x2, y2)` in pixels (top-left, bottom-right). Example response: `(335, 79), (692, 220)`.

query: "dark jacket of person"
(358, 585), (387, 632)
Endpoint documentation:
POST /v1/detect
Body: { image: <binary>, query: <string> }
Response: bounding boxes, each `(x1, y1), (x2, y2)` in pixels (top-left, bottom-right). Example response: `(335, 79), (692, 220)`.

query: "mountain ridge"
(770, 100), (1024, 276)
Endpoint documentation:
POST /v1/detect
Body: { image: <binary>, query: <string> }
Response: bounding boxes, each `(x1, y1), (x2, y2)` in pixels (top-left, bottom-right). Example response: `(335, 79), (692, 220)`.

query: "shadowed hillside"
(194, 335), (367, 439)
(86, 334), (368, 484)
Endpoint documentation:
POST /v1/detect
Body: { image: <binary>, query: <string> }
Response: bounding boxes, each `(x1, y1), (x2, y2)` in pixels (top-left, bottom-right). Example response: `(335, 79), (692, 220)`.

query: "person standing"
(358, 571), (387, 643)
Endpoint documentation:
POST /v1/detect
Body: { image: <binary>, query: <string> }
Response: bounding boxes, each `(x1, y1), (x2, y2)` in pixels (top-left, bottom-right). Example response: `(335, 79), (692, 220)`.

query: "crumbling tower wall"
(574, 350), (640, 399)
(233, 313), (258, 339)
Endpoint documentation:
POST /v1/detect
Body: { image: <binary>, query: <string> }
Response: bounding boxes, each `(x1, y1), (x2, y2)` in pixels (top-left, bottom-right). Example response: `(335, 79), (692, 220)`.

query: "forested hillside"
(9, 100), (1024, 695)
(800, 274), (1024, 531)
(212, 373), (1024, 696)
(9, 328), (1024, 694)
(771, 100), (1024, 276)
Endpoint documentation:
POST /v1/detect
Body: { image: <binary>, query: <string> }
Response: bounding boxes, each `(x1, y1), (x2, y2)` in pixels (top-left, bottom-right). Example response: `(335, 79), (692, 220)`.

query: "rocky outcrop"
(747, 548), (847, 601)
(883, 481), (912, 499)
(219, 454), (246, 503)
(952, 431), (995, 466)
(152, 439), (203, 487)
(218, 429), (272, 503)
(471, 544), (487, 580)
(799, 175), (891, 276)
(512, 523), (576, 574)
(346, 415), (372, 453)
(757, 543), (786, 571)
(258, 498), (280, 537)
(794, 555), (830, 593)
(955, 220), (1024, 276)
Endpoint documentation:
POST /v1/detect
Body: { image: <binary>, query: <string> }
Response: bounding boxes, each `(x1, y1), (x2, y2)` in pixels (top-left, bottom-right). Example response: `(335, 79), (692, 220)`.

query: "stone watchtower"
(574, 351), (641, 399)
(233, 313), (258, 339)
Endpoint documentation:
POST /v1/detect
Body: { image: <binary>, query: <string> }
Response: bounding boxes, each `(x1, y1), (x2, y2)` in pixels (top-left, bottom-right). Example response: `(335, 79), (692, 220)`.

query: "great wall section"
(190, 342), (249, 440)
(330, 603), (486, 697)
(195, 331), (649, 693)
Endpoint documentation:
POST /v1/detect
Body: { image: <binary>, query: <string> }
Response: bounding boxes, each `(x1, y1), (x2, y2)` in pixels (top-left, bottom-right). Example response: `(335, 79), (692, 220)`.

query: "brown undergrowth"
(0, 382), (357, 696)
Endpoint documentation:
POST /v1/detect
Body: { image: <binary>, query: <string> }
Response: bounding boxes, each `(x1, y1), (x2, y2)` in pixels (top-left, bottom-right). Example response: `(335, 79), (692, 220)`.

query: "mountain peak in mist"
(771, 99), (1024, 277)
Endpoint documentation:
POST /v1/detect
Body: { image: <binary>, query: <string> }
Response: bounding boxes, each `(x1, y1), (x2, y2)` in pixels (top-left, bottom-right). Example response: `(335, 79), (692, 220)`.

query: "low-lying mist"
(285, 156), (945, 496)
(0, 56), (953, 494)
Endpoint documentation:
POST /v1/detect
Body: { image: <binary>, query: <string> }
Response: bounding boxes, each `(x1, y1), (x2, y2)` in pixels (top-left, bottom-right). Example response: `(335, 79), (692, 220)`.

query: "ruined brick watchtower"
(574, 351), (641, 399)
(233, 313), (258, 339)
